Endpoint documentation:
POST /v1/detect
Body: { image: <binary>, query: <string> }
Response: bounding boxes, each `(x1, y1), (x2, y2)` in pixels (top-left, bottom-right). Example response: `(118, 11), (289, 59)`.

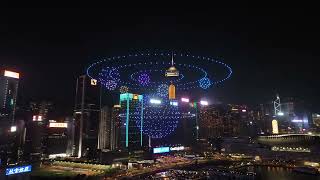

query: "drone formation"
(87, 51), (232, 138)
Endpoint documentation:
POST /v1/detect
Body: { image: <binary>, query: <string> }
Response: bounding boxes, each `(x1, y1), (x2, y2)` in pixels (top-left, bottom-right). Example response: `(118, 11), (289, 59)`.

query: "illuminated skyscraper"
(0, 70), (19, 125)
(199, 105), (222, 139)
(73, 75), (101, 158)
(111, 105), (121, 150)
(98, 106), (111, 150)
(119, 93), (143, 152)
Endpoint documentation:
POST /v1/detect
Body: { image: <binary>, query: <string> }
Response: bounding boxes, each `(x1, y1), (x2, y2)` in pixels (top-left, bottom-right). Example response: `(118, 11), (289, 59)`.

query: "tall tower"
(273, 94), (282, 116)
(119, 93), (143, 152)
(0, 70), (19, 125)
(73, 75), (100, 158)
(111, 105), (121, 150)
(97, 106), (111, 150)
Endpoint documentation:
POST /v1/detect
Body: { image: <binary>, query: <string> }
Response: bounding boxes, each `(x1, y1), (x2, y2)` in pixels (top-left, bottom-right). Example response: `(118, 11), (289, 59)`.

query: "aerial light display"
(87, 51), (232, 139)
(87, 51), (232, 91)
(138, 72), (151, 86)
(119, 85), (129, 93)
(199, 77), (211, 89)
(157, 84), (169, 97)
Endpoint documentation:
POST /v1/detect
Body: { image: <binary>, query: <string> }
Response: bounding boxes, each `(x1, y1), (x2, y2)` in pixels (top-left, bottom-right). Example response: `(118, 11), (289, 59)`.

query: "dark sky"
(0, 7), (319, 114)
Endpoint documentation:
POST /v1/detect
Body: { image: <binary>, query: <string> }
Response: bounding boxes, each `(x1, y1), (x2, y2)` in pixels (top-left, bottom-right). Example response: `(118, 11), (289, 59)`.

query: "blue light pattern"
(87, 52), (232, 91)
(157, 84), (169, 98)
(138, 73), (150, 86)
(199, 77), (212, 89)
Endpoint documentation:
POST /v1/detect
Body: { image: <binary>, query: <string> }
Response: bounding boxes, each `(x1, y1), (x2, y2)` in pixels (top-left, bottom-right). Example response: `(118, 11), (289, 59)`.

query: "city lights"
(150, 99), (161, 104)
(181, 97), (189, 103)
(241, 109), (247, 112)
(200, 100), (208, 106)
(33, 115), (42, 121)
(4, 70), (20, 79)
(153, 147), (170, 154)
(10, 126), (17, 132)
(170, 101), (178, 106)
(277, 112), (284, 116)
(272, 120), (279, 134)
(49, 123), (68, 128)
(292, 119), (308, 123)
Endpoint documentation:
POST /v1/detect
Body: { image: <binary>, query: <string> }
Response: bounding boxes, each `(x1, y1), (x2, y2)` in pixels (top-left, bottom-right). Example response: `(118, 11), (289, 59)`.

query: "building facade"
(119, 93), (144, 152)
(73, 75), (101, 158)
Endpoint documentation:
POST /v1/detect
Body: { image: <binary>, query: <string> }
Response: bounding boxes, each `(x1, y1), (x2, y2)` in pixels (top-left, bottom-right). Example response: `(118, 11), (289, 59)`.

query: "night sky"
(1, 7), (319, 115)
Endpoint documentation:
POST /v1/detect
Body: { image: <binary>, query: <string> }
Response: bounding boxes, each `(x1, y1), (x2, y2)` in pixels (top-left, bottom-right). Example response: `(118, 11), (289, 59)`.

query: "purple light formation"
(138, 73), (150, 86)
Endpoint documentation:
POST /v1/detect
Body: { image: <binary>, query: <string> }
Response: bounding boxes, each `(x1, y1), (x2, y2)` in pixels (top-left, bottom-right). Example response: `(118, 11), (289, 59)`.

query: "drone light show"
(87, 51), (232, 139)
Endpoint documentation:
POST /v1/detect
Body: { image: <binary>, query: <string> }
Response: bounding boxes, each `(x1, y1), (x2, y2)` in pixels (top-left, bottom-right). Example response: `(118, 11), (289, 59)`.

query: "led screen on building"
(153, 147), (170, 154)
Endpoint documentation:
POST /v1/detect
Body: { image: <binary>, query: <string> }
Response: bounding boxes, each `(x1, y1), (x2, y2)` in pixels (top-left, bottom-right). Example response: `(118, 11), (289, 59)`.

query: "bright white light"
(292, 119), (308, 123)
(277, 112), (284, 116)
(48, 153), (68, 159)
(170, 101), (178, 106)
(308, 132), (313, 135)
(181, 98), (189, 103)
(200, 100), (208, 106)
(170, 146), (185, 151)
(242, 109), (247, 112)
(10, 126), (17, 132)
(150, 99), (161, 104)
(4, 70), (19, 79)
(49, 123), (68, 128)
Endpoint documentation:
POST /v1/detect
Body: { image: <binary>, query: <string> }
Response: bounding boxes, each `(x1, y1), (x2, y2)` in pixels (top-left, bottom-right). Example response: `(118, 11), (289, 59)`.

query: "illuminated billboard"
(181, 98), (189, 103)
(272, 120), (279, 134)
(49, 123), (68, 128)
(170, 146), (185, 151)
(32, 115), (42, 121)
(153, 147), (170, 154)
(6, 165), (32, 176)
(4, 70), (20, 79)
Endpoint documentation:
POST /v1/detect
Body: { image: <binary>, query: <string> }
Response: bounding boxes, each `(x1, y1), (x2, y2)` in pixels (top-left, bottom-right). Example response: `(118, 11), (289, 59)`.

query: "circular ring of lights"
(87, 52), (232, 90)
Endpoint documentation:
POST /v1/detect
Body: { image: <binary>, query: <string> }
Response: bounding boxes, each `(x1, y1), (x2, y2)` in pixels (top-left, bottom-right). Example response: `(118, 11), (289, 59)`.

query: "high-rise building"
(111, 105), (121, 151)
(24, 116), (45, 166)
(312, 113), (320, 127)
(0, 70), (19, 125)
(98, 106), (111, 151)
(119, 93), (144, 152)
(73, 75), (101, 158)
(199, 105), (222, 139)
(29, 101), (53, 122)
(44, 119), (69, 157)
(0, 70), (19, 166)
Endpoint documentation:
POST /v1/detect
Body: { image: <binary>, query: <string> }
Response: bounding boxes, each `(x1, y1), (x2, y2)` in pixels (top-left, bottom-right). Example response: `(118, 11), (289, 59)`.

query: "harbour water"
(145, 166), (320, 179)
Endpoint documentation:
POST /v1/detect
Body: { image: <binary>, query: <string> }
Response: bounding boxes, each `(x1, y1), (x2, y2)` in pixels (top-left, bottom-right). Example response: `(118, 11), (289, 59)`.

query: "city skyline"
(1, 7), (319, 114)
(1, 7), (320, 179)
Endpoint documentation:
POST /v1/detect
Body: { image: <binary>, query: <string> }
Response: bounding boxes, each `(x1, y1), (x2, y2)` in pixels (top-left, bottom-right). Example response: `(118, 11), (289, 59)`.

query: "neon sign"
(6, 165), (32, 176)
(153, 147), (170, 154)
